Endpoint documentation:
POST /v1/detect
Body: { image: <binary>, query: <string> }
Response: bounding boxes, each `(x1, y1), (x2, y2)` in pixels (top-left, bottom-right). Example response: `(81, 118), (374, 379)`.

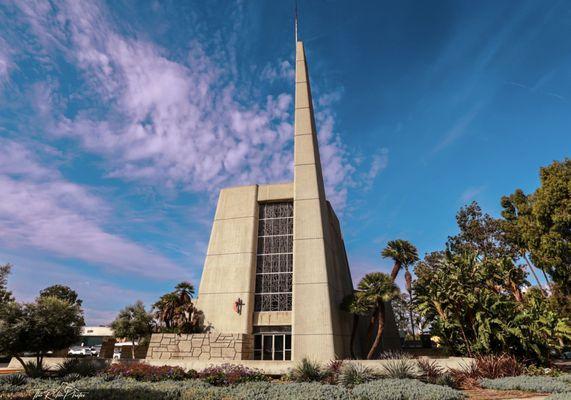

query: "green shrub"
(338, 363), (375, 388)
(204, 381), (351, 400)
(0, 375), (27, 387)
(481, 375), (570, 393)
(289, 358), (323, 382)
(23, 361), (45, 378)
(58, 358), (106, 378)
(381, 359), (417, 379)
(62, 373), (82, 383)
(352, 378), (465, 400)
(545, 393), (571, 400)
(417, 359), (458, 388)
(2, 377), (210, 400)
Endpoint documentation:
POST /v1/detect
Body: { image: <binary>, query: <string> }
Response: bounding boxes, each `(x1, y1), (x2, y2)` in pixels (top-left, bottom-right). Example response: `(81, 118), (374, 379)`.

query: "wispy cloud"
(0, 138), (187, 280)
(7, 0), (363, 212)
(459, 185), (485, 204)
(431, 102), (483, 155)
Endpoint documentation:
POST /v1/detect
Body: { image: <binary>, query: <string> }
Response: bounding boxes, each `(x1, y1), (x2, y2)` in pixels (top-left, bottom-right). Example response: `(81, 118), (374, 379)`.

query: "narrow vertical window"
(254, 202), (293, 311)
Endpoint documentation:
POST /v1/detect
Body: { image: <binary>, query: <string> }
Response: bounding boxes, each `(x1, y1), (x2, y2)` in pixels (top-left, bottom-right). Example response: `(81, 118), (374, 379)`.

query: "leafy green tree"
(381, 240), (419, 338)
(502, 159), (570, 307)
(341, 291), (373, 358)
(0, 263), (14, 305)
(39, 284), (83, 306)
(0, 296), (84, 375)
(357, 272), (400, 359)
(111, 301), (153, 359)
(448, 202), (529, 302)
(414, 247), (569, 362)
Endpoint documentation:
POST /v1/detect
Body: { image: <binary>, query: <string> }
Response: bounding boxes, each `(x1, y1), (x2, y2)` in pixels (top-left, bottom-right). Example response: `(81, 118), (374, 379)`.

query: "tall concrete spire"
(292, 41), (352, 360)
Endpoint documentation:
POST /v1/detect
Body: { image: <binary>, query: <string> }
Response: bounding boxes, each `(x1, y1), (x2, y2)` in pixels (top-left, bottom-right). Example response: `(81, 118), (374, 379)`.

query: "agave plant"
(339, 363), (376, 387)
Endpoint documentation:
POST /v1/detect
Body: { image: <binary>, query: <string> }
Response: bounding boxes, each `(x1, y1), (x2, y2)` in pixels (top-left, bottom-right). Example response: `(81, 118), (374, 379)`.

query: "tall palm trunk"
(405, 270), (416, 340)
(349, 314), (359, 359)
(390, 262), (402, 282)
(367, 301), (386, 359)
(523, 253), (549, 294)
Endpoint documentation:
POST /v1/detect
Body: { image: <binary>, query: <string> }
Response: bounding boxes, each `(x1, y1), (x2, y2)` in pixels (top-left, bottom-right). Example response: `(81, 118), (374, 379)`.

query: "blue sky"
(0, 0), (569, 325)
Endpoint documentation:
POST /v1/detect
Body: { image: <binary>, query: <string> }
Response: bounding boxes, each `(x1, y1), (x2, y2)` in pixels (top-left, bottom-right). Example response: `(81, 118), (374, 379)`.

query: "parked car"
(68, 346), (93, 356)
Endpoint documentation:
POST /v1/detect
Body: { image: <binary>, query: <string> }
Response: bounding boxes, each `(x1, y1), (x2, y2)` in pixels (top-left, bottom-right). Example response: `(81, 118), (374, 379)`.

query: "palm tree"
(153, 292), (179, 329)
(381, 239), (419, 282)
(382, 239), (419, 338)
(341, 291), (373, 358)
(175, 281), (195, 303)
(358, 272), (400, 359)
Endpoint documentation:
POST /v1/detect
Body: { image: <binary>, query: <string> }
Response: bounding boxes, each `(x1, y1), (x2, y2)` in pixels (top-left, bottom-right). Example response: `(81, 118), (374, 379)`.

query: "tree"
(0, 263), (14, 305)
(341, 291), (373, 359)
(449, 202), (529, 302)
(357, 272), (400, 359)
(381, 240), (419, 338)
(111, 301), (153, 359)
(501, 159), (570, 307)
(414, 247), (570, 363)
(0, 296), (84, 375)
(39, 284), (83, 306)
(381, 239), (419, 282)
(174, 281), (195, 303)
(152, 282), (201, 334)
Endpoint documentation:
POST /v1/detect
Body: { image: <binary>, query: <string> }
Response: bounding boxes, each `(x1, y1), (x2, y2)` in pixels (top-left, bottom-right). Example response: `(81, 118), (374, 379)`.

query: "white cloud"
(0, 38), (11, 83)
(0, 138), (187, 280)
(10, 0), (362, 212)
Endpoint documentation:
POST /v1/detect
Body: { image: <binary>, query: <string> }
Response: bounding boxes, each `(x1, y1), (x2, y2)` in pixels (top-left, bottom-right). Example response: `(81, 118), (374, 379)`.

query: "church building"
(194, 38), (399, 362)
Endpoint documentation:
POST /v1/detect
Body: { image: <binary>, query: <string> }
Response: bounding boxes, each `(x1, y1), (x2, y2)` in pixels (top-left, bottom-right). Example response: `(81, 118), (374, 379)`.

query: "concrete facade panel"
(252, 311), (292, 326)
(293, 164), (320, 200)
(294, 133), (317, 166)
(257, 183), (293, 202)
(197, 292), (252, 333)
(206, 218), (256, 255)
(215, 185), (257, 220)
(293, 199), (325, 240)
(198, 253), (255, 294)
(294, 108), (313, 136)
(295, 82), (310, 109)
(295, 60), (307, 83)
(292, 238), (328, 284)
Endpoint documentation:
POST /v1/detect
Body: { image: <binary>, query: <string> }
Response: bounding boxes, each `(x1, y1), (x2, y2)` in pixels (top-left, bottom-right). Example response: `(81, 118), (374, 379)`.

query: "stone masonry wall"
(146, 333), (253, 361)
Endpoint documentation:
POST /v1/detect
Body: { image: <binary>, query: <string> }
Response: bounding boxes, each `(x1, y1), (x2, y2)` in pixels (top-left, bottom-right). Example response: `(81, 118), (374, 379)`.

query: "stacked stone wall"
(146, 333), (253, 361)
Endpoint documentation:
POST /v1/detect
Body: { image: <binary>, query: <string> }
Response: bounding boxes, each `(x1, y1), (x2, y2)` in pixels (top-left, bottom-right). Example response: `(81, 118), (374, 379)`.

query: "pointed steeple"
(292, 40), (343, 360)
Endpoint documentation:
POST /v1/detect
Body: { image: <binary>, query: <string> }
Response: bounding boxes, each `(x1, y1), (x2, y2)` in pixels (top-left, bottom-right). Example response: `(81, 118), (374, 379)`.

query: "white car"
(68, 346), (91, 356)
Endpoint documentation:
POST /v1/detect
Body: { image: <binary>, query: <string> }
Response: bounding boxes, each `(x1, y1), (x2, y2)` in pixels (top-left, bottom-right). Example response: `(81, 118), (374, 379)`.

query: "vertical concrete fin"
(294, 41), (326, 202)
(292, 41), (338, 360)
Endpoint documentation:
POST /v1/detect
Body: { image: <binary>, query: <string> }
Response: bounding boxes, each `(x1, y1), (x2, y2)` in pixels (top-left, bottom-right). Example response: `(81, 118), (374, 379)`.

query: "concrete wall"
(196, 183), (294, 335)
(146, 333), (253, 361)
(196, 185), (258, 334)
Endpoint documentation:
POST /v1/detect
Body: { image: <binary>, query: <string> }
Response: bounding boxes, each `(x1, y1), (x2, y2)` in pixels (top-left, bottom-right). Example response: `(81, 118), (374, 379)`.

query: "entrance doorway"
(253, 326), (291, 360)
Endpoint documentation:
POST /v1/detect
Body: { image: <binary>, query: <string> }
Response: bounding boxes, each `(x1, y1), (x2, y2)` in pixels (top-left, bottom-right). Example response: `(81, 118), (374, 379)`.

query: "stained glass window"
(254, 202), (293, 312)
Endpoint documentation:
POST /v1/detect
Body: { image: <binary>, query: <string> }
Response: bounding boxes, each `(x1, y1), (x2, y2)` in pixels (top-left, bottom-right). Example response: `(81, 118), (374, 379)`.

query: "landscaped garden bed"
(1, 356), (570, 400)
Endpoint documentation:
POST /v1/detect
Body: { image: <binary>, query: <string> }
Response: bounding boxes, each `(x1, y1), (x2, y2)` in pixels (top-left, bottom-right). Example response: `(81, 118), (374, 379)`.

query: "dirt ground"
(465, 388), (549, 400)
